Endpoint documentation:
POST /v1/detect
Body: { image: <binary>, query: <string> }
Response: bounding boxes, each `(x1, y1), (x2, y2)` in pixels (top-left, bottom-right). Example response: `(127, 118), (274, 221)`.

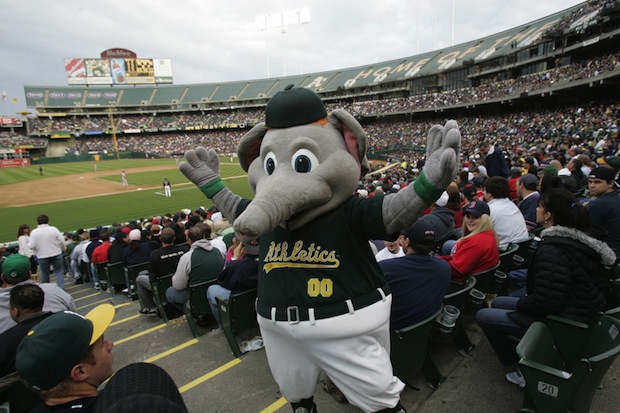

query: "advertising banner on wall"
(125, 58), (155, 84)
(64, 58), (87, 85)
(64, 50), (173, 86)
(85, 59), (113, 85)
(154, 59), (173, 84)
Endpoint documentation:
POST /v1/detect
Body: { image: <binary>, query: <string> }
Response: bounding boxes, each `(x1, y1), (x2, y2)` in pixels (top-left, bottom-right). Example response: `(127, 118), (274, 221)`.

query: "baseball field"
(0, 157), (252, 244)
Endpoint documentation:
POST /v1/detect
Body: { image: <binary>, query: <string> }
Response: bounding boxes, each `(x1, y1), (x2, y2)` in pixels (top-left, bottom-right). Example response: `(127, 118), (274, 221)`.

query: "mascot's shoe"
(291, 397), (317, 413)
(319, 379), (347, 404)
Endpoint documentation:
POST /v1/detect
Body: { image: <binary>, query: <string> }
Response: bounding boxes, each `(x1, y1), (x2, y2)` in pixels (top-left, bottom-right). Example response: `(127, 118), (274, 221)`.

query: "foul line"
(178, 358), (242, 393)
(114, 324), (166, 345)
(260, 397), (288, 413)
(144, 339), (199, 363)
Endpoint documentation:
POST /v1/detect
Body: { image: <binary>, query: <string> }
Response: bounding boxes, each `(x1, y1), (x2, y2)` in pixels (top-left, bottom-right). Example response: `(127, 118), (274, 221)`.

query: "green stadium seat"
(391, 307), (445, 389)
(469, 263), (500, 295)
(216, 288), (259, 357)
(516, 314), (620, 413)
(105, 261), (129, 298)
(151, 273), (174, 322)
(184, 280), (218, 338)
(126, 262), (148, 304)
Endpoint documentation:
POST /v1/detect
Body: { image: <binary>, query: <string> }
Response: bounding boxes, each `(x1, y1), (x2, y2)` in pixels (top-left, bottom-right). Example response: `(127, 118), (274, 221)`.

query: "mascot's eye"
(292, 149), (319, 173)
(264, 152), (277, 175)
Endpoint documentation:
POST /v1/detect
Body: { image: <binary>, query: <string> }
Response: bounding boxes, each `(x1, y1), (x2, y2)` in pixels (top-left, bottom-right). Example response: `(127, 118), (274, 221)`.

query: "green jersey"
(239, 195), (395, 309)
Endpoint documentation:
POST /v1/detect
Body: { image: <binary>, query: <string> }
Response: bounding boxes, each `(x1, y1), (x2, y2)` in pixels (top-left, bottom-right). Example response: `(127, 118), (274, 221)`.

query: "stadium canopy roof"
(24, 2), (583, 109)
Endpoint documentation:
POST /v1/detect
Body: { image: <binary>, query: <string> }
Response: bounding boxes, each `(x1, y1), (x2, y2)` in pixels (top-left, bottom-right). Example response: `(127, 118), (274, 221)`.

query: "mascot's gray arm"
(382, 121), (461, 234)
(212, 188), (243, 222)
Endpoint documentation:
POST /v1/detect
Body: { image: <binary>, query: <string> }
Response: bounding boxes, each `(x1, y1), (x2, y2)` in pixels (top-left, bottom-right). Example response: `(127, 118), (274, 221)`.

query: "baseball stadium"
(1, 1), (620, 412)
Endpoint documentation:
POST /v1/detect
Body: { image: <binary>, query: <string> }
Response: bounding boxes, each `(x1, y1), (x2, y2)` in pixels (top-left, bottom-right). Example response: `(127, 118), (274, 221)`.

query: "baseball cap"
(434, 191), (449, 207)
(405, 220), (436, 245)
(462, 200), (490, 218)
(518, 173), (539, 190)
(243, 239), (260, 255)
(524, 156), (535, 165)
(129, 229), (142, 241)
(121, 227), (131, 235)
(265, 84), (327, 129)
(462, 184), (477, 199)
(16, 304), (115, 391)
(589, 166), (616, 182)
(1, 253), (31, 283)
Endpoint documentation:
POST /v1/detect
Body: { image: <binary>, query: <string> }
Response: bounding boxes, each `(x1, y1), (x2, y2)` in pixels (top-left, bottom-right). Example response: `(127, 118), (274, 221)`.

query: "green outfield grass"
(0, 158), (251, 243)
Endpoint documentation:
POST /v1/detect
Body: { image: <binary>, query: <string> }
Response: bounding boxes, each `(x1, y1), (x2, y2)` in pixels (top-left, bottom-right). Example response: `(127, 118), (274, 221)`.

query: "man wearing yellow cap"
(15, 304), (188, 413)
(16, 304), (115, 411)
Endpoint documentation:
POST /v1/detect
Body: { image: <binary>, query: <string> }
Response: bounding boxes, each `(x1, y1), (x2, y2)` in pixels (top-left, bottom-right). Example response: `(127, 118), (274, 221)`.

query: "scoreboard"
(64, 49), (173, 85)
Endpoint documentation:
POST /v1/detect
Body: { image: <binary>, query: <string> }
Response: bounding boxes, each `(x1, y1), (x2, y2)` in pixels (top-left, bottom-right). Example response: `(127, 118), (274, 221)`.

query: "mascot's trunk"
(233, 182), (328, 241)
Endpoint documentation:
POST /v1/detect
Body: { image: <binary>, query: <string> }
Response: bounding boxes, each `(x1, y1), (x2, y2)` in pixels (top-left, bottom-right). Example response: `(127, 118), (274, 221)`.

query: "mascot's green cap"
(266, 84), (327, 128)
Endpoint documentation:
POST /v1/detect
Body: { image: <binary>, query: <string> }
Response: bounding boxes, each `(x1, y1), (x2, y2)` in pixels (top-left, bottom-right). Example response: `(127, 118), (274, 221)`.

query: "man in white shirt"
(28, 214), (67, 289)
(483, 177), (529, 251)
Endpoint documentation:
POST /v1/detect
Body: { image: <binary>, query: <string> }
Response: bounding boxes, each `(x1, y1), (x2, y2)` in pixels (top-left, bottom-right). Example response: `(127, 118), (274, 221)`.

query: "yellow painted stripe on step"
(66, 284), (83, 292)
(73, 292), (101, 302)
(76, 298), (111, 310)
(144, 339), (199, 363)
(113, 302), (131, 309)
(260, 397), (288, 413)
(113, 324), (166, 345)
(110, 314), (140, 326)
(178, 358), (242, 393)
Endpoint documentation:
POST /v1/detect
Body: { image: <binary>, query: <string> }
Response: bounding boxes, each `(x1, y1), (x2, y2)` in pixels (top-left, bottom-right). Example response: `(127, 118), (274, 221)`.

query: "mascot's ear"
(328, 109), (370, 178)
(237, 123), (269, 172)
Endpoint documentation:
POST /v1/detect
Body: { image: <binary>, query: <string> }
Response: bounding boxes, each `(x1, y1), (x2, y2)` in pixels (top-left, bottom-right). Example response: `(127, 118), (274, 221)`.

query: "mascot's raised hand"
(382, 120), (461, 234)
(179, 147), (222, 197)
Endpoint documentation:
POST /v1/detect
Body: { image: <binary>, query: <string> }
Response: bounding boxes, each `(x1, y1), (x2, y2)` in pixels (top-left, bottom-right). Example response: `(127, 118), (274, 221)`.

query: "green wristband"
(413, 172), (443, 203)
(200, 177), (225, 198)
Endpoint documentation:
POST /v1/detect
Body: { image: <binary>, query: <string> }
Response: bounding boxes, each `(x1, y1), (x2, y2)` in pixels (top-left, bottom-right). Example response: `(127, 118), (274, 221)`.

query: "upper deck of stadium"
(23, 1), (620, 114)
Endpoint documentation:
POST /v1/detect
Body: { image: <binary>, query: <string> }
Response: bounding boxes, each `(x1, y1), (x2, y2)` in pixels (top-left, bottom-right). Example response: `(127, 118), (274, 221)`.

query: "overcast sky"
(0, 0), (584, 116)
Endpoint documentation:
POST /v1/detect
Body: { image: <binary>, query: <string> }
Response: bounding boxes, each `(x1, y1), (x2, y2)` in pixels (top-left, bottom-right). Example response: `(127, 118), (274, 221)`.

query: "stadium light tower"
(256, 8), (311, 78)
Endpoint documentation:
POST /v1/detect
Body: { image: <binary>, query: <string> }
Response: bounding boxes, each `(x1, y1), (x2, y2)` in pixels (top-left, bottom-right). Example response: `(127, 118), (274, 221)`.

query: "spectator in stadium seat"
(15, 304), (188, 413)
(479, 141), (509, 178)
(508, 167), (522, 201)
(135, 228), (189, 316)
(374, 235), (405, 262)
(70, 230), (89, 285)
(517, 174), (540, 231)
(123, 229), (152, 268)
(586, 166), (620, 252)
(418, 191), (457, 246)
(206, 239), (259, 329)
(166, 223), (225, 312)
(476, 189), (615, 388)
(28, 214), (66, 289)
(439, 200), (500, 283)
(108, 227), (129, 264)
(92, 229), (112, 266)
(0, 254), (75, 334)
(0, 283), (52, 378)
(85, 229), (103, 289)
(381, 220), (451, 330)
(483, 176), (530, 251)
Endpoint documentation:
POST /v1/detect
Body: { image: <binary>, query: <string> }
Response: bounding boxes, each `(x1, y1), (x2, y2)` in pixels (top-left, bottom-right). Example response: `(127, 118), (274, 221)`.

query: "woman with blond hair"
(440, 200), (500, 283)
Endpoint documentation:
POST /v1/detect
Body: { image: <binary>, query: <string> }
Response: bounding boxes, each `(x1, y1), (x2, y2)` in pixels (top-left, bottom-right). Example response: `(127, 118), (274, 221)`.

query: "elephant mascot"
(180, 84), (461, 413)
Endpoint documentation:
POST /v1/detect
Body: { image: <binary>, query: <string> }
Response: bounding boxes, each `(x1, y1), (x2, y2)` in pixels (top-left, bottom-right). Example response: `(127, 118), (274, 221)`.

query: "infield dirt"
(4, 164), (181, 207)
